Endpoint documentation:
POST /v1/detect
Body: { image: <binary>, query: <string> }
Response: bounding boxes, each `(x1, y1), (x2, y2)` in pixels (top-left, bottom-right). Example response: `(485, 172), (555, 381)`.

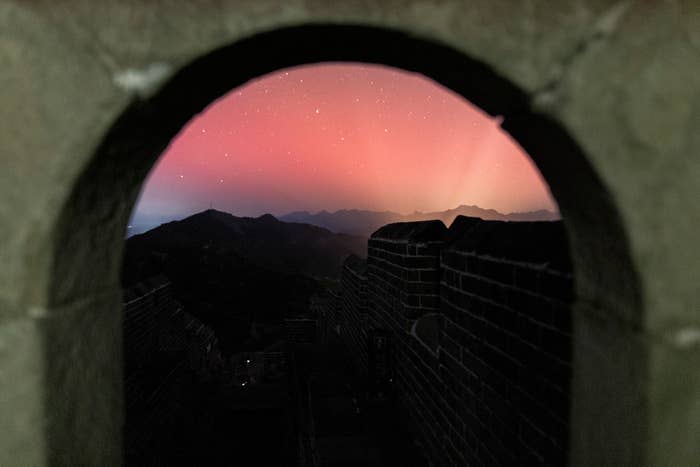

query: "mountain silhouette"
(280, 205), (559, 237)
(122, 209), (366, 353)
(124, 209), (366, 281)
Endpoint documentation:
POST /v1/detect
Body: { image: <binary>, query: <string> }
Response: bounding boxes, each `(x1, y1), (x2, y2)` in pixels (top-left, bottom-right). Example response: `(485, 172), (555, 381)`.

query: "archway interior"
(121, 62), (572, 466)
(45, 24), (643, 467)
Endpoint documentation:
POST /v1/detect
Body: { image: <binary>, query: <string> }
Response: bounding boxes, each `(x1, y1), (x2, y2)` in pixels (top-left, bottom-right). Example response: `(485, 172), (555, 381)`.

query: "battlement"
(331, 216), (573, 465)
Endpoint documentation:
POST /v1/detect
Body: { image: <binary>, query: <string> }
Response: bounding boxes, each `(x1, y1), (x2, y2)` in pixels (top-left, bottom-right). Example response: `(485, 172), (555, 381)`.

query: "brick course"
(331, 216), (572, 466)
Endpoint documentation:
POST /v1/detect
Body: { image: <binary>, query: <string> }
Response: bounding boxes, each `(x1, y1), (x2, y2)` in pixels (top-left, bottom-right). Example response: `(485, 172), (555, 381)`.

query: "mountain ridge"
(122, 209), (368, 354)
(124, 209), (367, 282)
(280, 204), (559, 237)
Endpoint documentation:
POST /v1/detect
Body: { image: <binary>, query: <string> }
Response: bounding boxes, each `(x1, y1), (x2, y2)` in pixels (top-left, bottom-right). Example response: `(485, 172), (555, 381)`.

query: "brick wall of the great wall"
(334, 215), (573, 466)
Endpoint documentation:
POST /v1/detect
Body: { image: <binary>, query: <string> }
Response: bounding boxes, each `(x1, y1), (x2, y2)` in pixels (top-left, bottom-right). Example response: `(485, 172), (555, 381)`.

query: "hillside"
(122, 209), (366, 353)
(124, 209), (366, 280)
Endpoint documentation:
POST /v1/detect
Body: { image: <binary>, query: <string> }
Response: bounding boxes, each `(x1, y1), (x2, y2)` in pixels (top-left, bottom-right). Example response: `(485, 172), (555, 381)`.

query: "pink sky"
(130, 63), (556, 230)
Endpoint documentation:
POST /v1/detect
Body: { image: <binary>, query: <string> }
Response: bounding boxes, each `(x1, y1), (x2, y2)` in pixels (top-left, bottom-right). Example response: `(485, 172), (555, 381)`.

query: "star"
(134, 63), (554, 224)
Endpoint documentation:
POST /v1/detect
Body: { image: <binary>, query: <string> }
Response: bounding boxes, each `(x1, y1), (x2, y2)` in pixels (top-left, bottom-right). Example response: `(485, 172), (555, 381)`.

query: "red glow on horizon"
(131, 63), (557, 227)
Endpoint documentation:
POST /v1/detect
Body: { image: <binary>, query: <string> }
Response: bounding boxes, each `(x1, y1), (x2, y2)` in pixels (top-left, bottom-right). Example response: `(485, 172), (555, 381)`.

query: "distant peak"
(187, 208), (224, 219)
(188, 209), (243, 222)
(200, 208), (225, 215)
(257, 213), (277, 222)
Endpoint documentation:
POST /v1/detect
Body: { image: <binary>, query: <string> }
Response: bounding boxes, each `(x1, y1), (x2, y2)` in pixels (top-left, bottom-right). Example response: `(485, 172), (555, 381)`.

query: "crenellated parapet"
(334, 216), (573, 466)
(367, 220), (447, 332)
(438, 217), (572, 465)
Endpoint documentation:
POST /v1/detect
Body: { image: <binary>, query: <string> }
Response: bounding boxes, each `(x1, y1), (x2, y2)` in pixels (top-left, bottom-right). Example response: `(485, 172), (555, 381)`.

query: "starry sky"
(129, 63), (557, 233)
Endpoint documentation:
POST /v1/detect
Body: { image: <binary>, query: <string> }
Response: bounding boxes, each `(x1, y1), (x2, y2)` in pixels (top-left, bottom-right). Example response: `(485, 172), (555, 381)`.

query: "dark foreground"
(126, 340), (427, 467)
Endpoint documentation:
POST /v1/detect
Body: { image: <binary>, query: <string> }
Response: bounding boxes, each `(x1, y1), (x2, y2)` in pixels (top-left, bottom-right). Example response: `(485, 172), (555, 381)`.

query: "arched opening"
(47, 24), (644, 466)
(121, 61), (566, 465)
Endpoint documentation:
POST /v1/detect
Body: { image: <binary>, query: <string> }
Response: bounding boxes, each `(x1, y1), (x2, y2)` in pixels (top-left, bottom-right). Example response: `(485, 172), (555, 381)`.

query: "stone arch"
(43, 24), (644, 466)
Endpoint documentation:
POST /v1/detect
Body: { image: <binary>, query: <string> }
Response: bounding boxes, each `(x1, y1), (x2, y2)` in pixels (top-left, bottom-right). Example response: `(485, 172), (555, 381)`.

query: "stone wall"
(122, 277), (169, 366)
(320, 286), (343, 342)
(366, 220), (446, 334)
(339, 254), (369, 372)
(285, 316), (318, 344)
(333, 216), (572, 466)
(122, 277), (222, 465)
(438, 217), (572, 465)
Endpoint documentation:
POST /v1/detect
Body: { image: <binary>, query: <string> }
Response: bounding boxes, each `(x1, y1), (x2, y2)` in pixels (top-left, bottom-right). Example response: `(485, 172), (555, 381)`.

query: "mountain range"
(280, 205), (559, 237)
(124, 209), (366, 282)
(122, 209), (367, 353)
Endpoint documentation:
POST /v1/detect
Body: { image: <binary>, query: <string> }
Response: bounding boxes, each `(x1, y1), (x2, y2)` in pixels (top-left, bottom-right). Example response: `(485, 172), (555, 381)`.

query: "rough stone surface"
(0, 317), (47, 467)
(0, 1), (698, 465)
(41, 293), (124, 467)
